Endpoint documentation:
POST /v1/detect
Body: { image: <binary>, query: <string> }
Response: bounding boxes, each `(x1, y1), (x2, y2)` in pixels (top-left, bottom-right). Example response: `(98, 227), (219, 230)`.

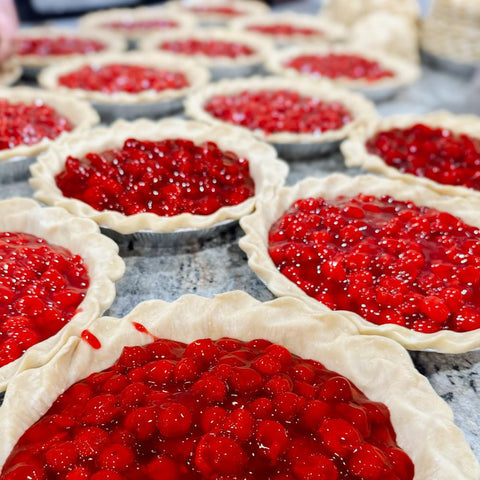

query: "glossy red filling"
(248, 24), (322, 37)
(55, 138), (254, 216)
(189, 6), (243, 16)
(159, 39), (254, 58)
(0, 99), (73, 151)
(0, 337), (413, 479)
(204, 89), (353, 135)
(269, 194), (480, 333)
(366, 124), (480, 191)
(285, 54), (395, 81)
(0, 232), (88, 368)
(103, 19), (178, 30)
(17, 37), (105, 56)
(57, 64), (189, 94)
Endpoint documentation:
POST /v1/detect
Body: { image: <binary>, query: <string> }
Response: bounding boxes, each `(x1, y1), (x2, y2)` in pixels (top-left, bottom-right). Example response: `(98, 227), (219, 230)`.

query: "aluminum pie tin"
(91, 97), (184, 122)
(421, 49), (478, 77)
(100, 218), (238, 248)
(209, 63), (262, 81)
(0, 155), (36, 183)
(272, 139), (341, 160)
(353, 84), (402, 103)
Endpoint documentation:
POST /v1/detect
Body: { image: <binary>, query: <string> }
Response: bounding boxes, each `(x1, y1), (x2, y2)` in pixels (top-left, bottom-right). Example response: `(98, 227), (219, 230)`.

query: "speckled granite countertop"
(1, 0), (479, 466)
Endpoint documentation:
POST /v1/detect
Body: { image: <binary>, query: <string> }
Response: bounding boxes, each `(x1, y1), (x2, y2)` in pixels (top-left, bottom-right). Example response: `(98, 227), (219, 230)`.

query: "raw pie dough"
(0, 291), (477, 479)
(30, 118), (288, 234)
(341, 110), (480, 202)
(239, 173), (480, 353)
(0, 198), (124, 390)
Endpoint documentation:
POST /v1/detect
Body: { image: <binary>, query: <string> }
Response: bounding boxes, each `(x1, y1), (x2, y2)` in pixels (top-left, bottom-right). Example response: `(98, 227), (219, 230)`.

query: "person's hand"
(0, 0), (18, 62)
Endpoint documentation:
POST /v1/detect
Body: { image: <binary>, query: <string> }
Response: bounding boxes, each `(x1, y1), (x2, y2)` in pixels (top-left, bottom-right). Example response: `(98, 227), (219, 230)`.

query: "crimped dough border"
(0, 61), (21, 86)
(0, 291), (478, 479)
(138, 28), (273, 68)
(341, 110), (480, 200)
(14, 27), (126, 68)
(0, 198), (125, 390)
(185, 75), (378, 144)
(230, 12), (346, 44)
(79, 6), (196, 39)
(30, 118), (288, 234)
(38, 51), (211, 105)
(266, 44), (420, 92)
(0, 87), (100, 163)
(239, 173), (480, 353)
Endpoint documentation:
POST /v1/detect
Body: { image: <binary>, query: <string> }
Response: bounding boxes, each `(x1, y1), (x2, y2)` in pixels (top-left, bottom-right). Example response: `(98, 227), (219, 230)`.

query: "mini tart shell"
(13, 27), (126, 69)
(138, 28), (273, 78)
(78, 6), (195, 41)
(0, 291), (478, 479)
(230, 12), (346, 45)
(185, 75), (378, 151)
(266, 44), (420, 102)
(166, 0), (270, 24)
(239, 173), (480, 353)
(38, 51), (210, 107)
(341, 110), (480, 201)
(0, 198), (125, 390)
(0, 87), (100, 163)
(0, 61), (21, 86)
(30, 118), (288, 234)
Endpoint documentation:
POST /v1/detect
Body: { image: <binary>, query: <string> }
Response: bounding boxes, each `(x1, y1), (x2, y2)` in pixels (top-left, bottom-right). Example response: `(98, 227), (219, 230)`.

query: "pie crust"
(79, 6), (195, 41)
(166, 0), (270, 23)
(341, 110), (480, 201)
(38, 52), (210, 119)
(0, 291), (478, 479)
(266, 44), (420, 102)
(0, 60), (21, 86)
(0, 197), (124, 390)
(185, 75), (377, 152)
(13, 27), (126, 70)
(230, 12), (346, 45)
(30, 118), (288, 234)
(138, 28), (273, 79)
(320, 0), (420, 26)
(239, 173), (480, 353)
(0, 86), (100, 163)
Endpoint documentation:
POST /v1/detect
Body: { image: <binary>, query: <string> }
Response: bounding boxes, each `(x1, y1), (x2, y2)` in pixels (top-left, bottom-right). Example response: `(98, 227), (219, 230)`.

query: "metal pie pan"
(92, 97), (184, 122)
(100, 218), (238, 248)
(421, 49), (478, 77)
(0, 155), (36, 183)
(272, 138), (341, 160)
(353, 84), (402, 103)
(209, 63), (262, 81)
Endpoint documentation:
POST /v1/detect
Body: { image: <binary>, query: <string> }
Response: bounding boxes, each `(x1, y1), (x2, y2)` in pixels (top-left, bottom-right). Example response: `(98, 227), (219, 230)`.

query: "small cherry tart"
(285, 53), (395, 82)
(268, 193), (480, 333)
(158, 38), (254, 58)
(366, 124), (480, 190)
(204, 89), (353, 135)
(103, 19), (178, 31)
(0, 99), (73, 151)
(57, 64), (189, 94)
(16, 36), (105, 57)
(0, 336), (414, 479)
(248, 23), (323, 37)
(188, 5), (244, 16)
(55, 138), (254, 216)
(0, 232), (88, 368)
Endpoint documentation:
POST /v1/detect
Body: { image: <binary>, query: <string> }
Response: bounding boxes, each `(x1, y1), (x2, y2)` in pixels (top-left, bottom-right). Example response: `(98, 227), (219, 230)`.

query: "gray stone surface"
(0, 0), (478, 466)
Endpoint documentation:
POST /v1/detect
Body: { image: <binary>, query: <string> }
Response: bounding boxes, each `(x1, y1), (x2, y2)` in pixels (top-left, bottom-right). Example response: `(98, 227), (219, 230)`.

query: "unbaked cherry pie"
(16, 36), (106, 57)
(248, 23), (323, 37)
(158, 38), (254, 58)
(0, 336), (414, 479)
(0, 232), (88, 367)
(102, 19), (178, 31)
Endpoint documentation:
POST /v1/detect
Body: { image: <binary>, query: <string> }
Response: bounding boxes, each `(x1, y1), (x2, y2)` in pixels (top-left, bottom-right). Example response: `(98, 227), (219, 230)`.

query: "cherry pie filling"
(0, 232), (88, 367)
(0, 337), (414, 479)
(16, 37), (105, 56)
(204, 89), (353, 135)
(0, 99), (73, 151)
(285, 54), (395, 82)
(55, 138), (254, 216)
(188, 6), (243, 17)
(102, 20), (178, 31)
(57, 64), (189, 94)
(269, 194), (480, 333)
(247, 24), (323, 37)
(159, 39), (254, 58)
(366, 124), (480, 190)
